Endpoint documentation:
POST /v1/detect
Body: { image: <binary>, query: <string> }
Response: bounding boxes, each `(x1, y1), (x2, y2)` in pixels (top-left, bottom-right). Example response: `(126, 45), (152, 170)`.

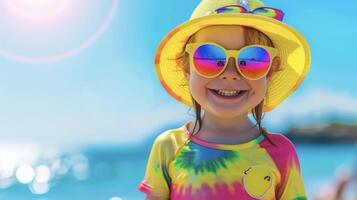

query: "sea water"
(0, 144), (355, 200)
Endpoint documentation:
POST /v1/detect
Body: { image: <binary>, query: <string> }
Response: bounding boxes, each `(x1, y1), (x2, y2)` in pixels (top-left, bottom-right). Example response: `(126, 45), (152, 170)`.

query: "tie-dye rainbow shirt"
(138, 122), (307, 200)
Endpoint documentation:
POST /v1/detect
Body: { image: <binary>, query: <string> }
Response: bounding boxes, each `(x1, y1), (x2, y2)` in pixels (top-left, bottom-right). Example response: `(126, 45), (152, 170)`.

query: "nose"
(219, 57), (242, 80)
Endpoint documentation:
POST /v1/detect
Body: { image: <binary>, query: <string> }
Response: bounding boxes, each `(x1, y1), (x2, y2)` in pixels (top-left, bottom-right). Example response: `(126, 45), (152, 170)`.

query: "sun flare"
(0, 0), (119, 64)
(3, 0), (71, 19)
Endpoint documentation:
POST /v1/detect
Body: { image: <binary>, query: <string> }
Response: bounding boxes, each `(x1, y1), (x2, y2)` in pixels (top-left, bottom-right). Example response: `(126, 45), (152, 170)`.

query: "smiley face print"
(243, 165), (275, 198)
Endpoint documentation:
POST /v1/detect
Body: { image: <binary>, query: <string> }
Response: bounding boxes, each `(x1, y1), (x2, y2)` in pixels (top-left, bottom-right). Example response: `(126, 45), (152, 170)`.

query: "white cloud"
(264, 86), (357, 131)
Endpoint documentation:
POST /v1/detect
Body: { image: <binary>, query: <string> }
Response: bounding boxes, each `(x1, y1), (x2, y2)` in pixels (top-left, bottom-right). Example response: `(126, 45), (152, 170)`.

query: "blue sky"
(0, 0), (356, 147)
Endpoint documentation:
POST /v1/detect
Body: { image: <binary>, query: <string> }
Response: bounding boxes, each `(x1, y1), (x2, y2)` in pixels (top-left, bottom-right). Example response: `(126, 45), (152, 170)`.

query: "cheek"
(189, 72), (209, 100)
(249, 78), (268, 97)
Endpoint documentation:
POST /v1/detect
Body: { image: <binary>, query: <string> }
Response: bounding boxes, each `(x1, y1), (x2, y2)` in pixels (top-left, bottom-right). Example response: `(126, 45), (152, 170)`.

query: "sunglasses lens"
(253, 7), (284, 21)
(193, 44), (226, 77)
(238, 47), (271, 80)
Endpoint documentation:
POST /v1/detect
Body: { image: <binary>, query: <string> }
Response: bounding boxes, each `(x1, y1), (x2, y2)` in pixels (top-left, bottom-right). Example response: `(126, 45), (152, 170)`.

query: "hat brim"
(155, 14), (311, 112)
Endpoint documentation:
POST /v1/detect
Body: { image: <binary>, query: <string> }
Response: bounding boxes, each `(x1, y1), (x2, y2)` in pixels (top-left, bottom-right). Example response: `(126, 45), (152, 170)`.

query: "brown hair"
(176, 26), (282, 146)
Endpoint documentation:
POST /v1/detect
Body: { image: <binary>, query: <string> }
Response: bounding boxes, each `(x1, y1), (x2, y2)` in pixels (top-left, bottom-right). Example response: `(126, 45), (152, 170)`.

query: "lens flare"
(34, 165), (51, 183)
(3, 0), (71, 19)
(29, 181), (49, 194)
(16, 165), (35, 184)
(0, 0), (119, 64)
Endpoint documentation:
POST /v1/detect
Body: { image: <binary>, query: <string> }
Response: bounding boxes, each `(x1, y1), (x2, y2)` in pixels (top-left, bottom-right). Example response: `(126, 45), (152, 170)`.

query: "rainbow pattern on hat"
(215, 5), (284, 21)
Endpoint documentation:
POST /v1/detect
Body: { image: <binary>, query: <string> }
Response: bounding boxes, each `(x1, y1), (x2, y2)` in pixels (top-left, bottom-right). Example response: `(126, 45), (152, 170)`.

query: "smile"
(209, 89), (248, 99)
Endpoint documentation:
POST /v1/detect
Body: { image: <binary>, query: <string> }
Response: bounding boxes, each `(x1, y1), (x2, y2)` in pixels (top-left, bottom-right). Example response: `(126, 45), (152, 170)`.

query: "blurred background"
(0, 0), (356, 199)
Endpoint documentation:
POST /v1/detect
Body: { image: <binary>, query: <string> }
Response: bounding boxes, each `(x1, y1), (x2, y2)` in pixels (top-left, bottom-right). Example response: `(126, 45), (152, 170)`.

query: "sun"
(0, 0), (119, 64)
(3, 0), (71, 19)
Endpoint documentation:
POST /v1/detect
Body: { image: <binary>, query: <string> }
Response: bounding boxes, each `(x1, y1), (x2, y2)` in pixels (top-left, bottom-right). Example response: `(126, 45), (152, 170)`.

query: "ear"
(267, 56), (281, 82)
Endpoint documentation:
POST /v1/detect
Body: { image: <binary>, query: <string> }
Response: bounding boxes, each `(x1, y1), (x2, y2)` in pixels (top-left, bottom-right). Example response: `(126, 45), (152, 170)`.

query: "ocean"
(0, 143), (355, 200)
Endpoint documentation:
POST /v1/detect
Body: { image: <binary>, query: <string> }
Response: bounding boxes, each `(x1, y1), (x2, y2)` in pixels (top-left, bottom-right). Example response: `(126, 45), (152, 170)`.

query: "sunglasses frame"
(185, 42), (278, 80)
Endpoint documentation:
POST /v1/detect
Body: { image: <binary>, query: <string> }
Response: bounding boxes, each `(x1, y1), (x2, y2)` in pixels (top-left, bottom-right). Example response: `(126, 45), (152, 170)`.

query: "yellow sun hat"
(154, 0), (311, 112)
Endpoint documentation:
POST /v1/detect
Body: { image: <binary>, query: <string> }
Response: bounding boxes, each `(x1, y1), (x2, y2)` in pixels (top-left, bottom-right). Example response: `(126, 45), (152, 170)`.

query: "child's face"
(185, 25), (277, 119)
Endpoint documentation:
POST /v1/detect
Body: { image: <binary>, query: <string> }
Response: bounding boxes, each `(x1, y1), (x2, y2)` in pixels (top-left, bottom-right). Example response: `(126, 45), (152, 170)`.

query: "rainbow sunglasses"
(215, 5), (284, 21)
(185, 42), (278, 80)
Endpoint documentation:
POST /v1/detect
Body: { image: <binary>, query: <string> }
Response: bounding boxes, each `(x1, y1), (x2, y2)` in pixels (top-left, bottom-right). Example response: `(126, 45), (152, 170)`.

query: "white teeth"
(216, 89), (241, 96)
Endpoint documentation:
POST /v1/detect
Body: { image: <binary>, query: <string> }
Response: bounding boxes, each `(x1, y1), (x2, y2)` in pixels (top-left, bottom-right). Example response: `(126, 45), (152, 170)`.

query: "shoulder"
(262, 132), (299, 157)
(267, 132), (296, 147)
(261, 132), (302, 173)
(154, 125), (187, 145)
(151, 125), (188, 153)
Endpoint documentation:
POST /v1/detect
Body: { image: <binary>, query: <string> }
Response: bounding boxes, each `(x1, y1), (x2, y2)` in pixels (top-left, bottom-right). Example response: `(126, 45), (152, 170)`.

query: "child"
(139, 0), (311, 199)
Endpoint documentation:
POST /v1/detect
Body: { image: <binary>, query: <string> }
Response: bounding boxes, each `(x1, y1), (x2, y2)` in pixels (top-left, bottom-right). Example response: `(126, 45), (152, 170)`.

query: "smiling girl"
(138, 0), (311, 199)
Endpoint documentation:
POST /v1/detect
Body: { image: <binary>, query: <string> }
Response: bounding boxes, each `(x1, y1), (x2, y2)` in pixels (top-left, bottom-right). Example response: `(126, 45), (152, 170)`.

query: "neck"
(190, 110), (259, 140)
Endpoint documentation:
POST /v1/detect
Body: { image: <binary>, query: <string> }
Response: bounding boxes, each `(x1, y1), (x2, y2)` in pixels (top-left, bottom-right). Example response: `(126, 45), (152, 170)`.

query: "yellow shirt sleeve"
(138, 131), (178, 199)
